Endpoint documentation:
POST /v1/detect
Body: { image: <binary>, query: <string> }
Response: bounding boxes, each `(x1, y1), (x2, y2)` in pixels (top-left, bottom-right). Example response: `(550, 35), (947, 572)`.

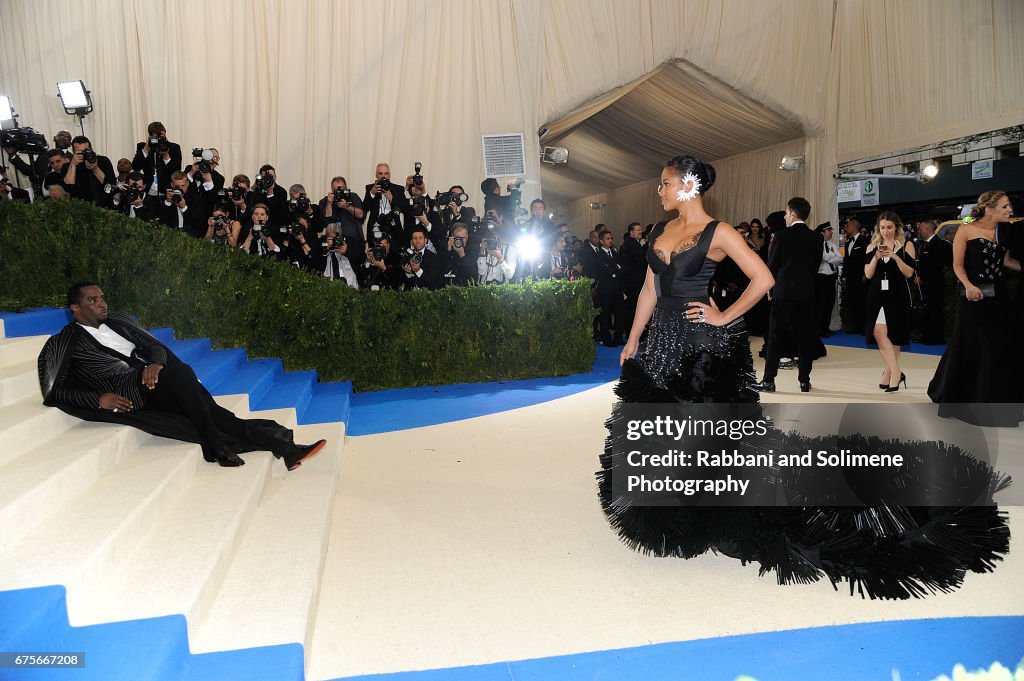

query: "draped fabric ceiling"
(0, 0), (1021, 234)
(538, 60), (805, 208)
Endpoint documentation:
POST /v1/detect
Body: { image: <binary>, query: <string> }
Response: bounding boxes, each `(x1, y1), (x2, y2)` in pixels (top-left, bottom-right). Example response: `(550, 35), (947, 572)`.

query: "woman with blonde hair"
(863, 210), (916, 391)
(928, 191), (1021, 423)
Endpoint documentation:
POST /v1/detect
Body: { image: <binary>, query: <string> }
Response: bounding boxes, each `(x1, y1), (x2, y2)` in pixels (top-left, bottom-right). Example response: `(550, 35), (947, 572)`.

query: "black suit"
(4, 186), (32, 203)
(619, 236), (647, 330)
(916, 235), (952, 343)
(594, 247), (625, 343)
(158, 187), (208, 238)
(132, 141), (183, 193)
(38, 312), (303, 464)
(842, 232), (869, 332)
(402, 248), (443, 290)
(61, 155), (116, 205)
(763, 222), (822, 383)
(363, 184), (408, 241)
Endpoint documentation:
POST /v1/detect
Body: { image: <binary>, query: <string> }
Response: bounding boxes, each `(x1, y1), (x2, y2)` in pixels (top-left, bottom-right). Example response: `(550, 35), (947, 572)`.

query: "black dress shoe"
(800, 381), (812, 393)
(284, 439), (328, 471)
(217, 451), (246, 467)
(752, 379), (775, 392)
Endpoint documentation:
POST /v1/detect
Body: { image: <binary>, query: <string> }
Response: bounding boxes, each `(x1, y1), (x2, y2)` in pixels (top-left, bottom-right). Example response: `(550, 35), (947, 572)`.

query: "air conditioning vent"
(482, 133), (525, 177)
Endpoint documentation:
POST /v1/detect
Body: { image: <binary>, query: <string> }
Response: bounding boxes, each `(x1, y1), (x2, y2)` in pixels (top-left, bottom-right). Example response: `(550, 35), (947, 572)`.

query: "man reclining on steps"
(37, 282), (326, 469)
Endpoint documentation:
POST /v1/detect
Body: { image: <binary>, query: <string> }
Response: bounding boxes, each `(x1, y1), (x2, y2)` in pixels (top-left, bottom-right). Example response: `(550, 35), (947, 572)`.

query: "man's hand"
(70, 150), (84, 166)
(99, 392), (133, 411)
(3, 144), (16, 156)
(489, 249), (503, 262)
(410, 259), (422, 273)
(141, 363), (163, 389)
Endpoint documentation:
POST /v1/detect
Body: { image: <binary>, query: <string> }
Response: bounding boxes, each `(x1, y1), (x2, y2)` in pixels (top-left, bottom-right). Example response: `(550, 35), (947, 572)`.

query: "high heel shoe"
(885, 372), (907, 393)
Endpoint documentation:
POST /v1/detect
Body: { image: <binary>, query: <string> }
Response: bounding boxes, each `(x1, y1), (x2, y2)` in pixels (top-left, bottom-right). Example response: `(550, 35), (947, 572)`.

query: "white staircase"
(0, 333), (346, 671)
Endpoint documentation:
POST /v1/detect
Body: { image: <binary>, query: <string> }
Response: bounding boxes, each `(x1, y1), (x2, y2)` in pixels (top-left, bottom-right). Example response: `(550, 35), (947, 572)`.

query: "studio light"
(541, 146), (569, 165)
(0, 95), (14, 124)
(57, 80), (92, 114)
(779, 155), (805, 171)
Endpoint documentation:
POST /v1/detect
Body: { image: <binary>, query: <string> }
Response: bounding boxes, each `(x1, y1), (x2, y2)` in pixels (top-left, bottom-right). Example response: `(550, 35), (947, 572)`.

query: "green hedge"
(0, 200), (595, 391)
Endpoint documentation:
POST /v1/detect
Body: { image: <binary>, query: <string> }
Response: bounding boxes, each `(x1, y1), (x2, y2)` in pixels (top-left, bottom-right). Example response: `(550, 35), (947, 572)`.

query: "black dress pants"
(763, 299), (816, 383)
(142, 362), (295, 461)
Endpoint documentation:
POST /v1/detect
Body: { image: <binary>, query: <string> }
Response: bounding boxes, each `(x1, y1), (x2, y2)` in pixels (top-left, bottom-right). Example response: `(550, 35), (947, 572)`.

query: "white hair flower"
(676, 172), (701, 202)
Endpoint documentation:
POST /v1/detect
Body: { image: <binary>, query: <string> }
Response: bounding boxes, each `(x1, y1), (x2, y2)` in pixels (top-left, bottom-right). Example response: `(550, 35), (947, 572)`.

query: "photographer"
(187, 147), (226, 196)
(287, 183), (324, 234)
(319, 177), (366, 269)
(361, 227), (402, 291)
(42, 149), (70, 198)
(131, 121), (182, 193)
(158, 171), (207, 237)
(539, 235), (583, 281)
(401, 226), (443, 290)
(0, 165), (31, 203)
(317, 228), (360, 289)
(4, 129), (70, 197)
(239, 204), (280, 257)
(443, 223), (478, 286)
(221, 174), (254, 224)
(481, 177), (522, 227)
(252, 164), (289, 227)
(363, 163), (407, 241)
(277, 213), (319, 270)
(476, 212), (518, 284)
(203, 203), (242, 248)
(523, 198), (557, 246)
(437, 184), (476, 233)
(401, 169), (443, 253)
(62, 136), (115, 205)
(109, 171), (159, 220)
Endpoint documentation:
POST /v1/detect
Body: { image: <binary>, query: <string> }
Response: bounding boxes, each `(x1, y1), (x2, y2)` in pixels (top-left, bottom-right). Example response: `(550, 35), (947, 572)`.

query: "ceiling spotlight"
(589, 202), (605, 210)
(541, 146), (569, 165)
(779, 155), (805, 171)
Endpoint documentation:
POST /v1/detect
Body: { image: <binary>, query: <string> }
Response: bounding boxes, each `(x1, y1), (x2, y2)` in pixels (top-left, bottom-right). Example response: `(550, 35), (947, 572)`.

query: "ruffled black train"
(597, 335), (1011, 600)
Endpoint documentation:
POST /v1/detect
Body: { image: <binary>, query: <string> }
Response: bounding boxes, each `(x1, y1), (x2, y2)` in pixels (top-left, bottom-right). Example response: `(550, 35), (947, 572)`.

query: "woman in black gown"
(863, 211), (916, 391)
(598, 157), (1010, 599)
(928, 191), (1022, 423)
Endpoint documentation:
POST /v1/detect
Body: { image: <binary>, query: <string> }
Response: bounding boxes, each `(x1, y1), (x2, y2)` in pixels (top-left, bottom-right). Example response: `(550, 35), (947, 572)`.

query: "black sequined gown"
(597, 221), (1010, 599)
(928, 238), (1023, 424)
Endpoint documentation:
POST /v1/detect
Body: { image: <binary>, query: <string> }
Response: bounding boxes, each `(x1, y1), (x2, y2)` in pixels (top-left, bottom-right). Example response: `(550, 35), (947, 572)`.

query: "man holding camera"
(277, 212), (319, 271)
(317, 229), (360, 288)
(4, 129), (71, 198)
(62, 136), (115, 205)
(0, 165), (32, 203)
(481, 177), (522, 227)
(442, 223), (478, 286)
(363, 163), (407, 242)
(362, 227), (402, 290)
(402, 169), (443, 254)
(204, 204), (241, 248)
(132, 122), (182, 194)
(187, 147), (226, 197)
(319, 176), (366, 269)
(111, 171), (159, 220)
(477, 212), (518, 284)
(158, 171), (207, 237)
(401, 226), (443, 290)
(253, 164), (289, 228)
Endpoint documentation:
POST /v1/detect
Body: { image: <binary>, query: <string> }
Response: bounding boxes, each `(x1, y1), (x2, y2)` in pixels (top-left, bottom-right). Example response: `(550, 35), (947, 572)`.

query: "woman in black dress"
(864, 211), (916, 391)
(928, 191), (1021, 423)
(598, 158), (1009, 599)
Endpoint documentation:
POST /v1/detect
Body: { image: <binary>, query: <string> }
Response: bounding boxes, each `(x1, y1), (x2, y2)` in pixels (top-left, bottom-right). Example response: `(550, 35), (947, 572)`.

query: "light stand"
(57, 80), (93, 137)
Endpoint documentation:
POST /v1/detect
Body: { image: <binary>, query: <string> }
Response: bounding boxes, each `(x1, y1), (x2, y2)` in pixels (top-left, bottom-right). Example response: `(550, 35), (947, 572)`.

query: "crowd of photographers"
(1, 122), (598, 292)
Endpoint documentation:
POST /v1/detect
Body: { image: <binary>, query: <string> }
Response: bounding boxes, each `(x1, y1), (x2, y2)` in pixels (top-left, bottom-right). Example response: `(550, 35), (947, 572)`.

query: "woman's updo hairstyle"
(970, 190), (1007, 220)
(665, 155), (716, 195)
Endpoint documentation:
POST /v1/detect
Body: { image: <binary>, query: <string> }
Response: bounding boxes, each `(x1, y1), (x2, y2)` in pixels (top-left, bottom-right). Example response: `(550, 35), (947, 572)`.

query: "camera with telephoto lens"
(289, 194), (311, 213)
(81, 148), (97, 164)
(400, 248), (423, 268)
(369, 227), (387, 261)
(1, 127), (48, 155)
(435, 190), (468, 207)
(374, 211), (401, 239)
(376, 176), (391, 192)
(452, 235), (466, 249)
(211, 216), (229, 245)
(409, 195), (427, 217)
(322, 231), (346, 251)
(252, 222), (266, 237)
(122, 184), (141, 203)
(254, 172), (274, 192)
(191, 148), (214, 175)
(149, 136), (170, 154)
(332, 188), (354, 203)
(412, 162), (423, 187)
(224, 184), (246, 201)
(280, 221), (306, 239)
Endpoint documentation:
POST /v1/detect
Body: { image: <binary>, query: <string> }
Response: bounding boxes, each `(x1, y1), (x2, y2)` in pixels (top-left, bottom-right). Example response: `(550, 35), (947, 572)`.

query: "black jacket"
(132, 141), (183, 193)
(916, 235), (952, 283)
(401, 248), (443, 290)
(363, 183), (408, 241)
(618, 237), (647, 291)
(843, 232), (868, 285)
(766, 222), (823, 301)
(61, 154), (116, 205)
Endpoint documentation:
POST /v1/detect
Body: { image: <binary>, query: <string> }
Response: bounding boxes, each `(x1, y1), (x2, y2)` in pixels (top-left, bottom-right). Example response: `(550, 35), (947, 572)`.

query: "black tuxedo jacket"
(363, 183), (408, 238)
(594, 247), (623, 296)
(843, 233), (868, 284)
(766, 222), (822, 302)
(132, 141), (183, 192)
(158, 187), (208, 238)
(403, 248), (443, 290)
(618, 237), (647, 290)
(62, 155), (116, 204)
(5, 187), (32, 203)
(917, 236), (953, 283)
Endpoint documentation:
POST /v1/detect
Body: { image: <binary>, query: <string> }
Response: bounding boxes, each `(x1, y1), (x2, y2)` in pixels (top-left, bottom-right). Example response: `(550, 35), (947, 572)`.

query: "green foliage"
(0, 200), (595, 391)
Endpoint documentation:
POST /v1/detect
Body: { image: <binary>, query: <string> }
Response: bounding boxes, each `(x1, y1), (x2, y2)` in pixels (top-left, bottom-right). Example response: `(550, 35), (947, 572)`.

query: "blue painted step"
(252, 370), (317, 421)
(304, 381), (353, 425)
(211, 357), (284, 406)
(0, 308), (72, 337)
(0, 586), (304, 681)
(189, 348), (248, 389)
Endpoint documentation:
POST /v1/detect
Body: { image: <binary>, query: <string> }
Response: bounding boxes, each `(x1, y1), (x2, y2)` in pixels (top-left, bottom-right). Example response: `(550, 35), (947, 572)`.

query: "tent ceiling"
(540, 59), (805, 207)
